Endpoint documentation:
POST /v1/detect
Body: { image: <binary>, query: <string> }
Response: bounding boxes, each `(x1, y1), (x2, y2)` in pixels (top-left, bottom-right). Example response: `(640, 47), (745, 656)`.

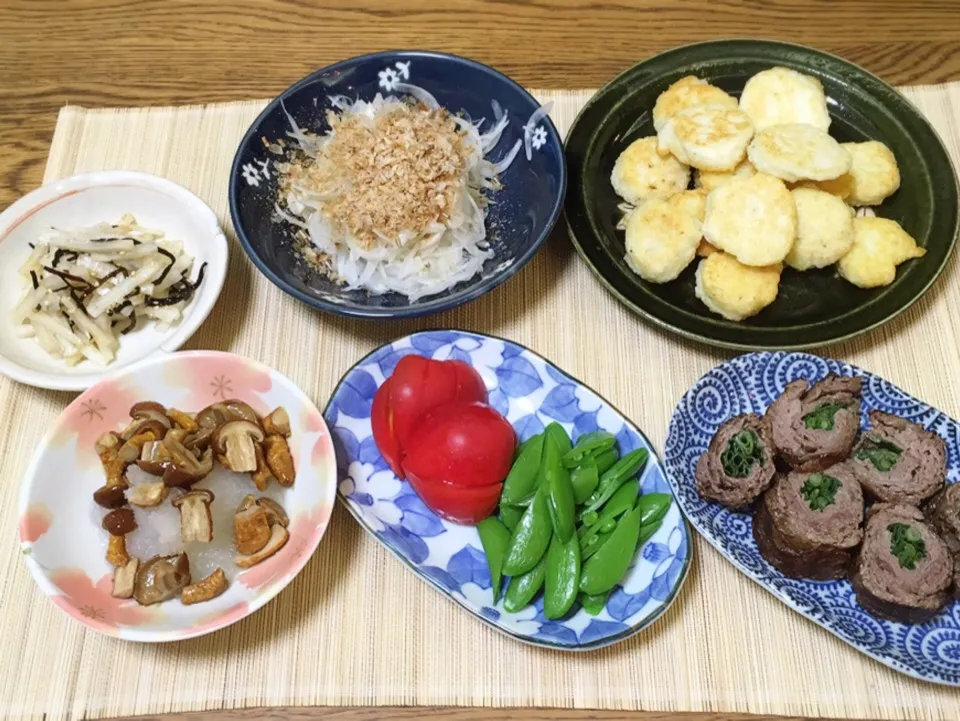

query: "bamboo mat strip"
(1, 86), (959, 721)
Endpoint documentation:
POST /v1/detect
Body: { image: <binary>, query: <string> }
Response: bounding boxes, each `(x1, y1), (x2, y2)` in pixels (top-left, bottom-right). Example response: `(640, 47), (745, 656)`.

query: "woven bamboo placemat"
(1, 85), (959, 721)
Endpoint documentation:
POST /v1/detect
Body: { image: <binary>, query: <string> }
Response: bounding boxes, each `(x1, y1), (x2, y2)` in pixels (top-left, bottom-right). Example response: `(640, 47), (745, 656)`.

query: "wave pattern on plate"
(662, 350), (960, 685)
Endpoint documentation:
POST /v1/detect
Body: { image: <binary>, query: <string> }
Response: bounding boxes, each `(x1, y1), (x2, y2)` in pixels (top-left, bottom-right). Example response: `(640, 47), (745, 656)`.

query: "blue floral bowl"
(229, 51), (565, 319)
(664, 351), (960, 685)
(325, 330), (691, 650)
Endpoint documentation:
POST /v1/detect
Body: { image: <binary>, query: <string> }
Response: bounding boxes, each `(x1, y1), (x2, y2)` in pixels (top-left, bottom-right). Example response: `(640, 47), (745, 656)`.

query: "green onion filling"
(855, 437), (902, 472)
(888, 522), (927, 570)
(802, 402), (848, 431)
(720, 429), (764, 478)
(800, 472), (841, 511)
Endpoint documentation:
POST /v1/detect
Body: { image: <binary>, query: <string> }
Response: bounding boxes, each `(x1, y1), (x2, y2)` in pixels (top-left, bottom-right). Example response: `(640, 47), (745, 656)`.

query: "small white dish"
(0, 171), (228, 391)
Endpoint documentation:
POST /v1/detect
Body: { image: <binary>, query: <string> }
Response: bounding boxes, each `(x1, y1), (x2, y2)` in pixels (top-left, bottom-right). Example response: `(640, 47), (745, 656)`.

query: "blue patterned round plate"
(325, 330), (690, 650)
(663, 351), (960, 685)
(229, 51), (565, 319)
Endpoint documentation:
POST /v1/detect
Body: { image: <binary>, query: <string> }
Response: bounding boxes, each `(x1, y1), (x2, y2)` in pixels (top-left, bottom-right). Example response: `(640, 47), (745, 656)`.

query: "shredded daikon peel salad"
(273, 86), (543, 301)
(14, 214), (206, 366)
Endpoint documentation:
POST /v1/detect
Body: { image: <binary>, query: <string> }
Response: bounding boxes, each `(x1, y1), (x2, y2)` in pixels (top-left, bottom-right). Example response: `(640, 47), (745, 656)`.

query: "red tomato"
(370, 378), (404, 478)
(388, 356), (487, 451)
(406, 470), (502, 525)
(401, 401), (517, 489)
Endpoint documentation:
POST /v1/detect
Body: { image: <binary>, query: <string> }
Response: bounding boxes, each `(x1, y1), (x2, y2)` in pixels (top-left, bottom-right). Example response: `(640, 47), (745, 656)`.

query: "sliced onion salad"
(14, 214), (206, 366)
(274, 83), (551, 302)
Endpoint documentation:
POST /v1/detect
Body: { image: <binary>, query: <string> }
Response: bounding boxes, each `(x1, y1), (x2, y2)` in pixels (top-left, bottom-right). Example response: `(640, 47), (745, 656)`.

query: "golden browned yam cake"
(837, 217), (926, 288)
(652, 75), (739, 132)
(624, 198), (702, 283)
(702, 173), (797, 266)
(610, 137), (690, 205)
(739, 66), (831, 131)
(656, 105), (754, 171)
(747, 123), (852, 183)
(694, 252), (781, 321)
(784, 187), (855, 270)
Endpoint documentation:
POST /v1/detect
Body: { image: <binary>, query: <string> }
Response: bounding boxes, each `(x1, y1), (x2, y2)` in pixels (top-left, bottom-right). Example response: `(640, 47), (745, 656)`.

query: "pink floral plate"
(18, 350), (337, 642)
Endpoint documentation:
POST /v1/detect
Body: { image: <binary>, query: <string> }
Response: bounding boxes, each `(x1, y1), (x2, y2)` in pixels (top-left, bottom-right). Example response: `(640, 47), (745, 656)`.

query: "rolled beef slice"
(924, 483), (960, 599)
(851, 503), (953, 623)
(753, 463), (864, 580)
(848, 411), (946, 506)
(695, 413), (776, 510)
(765, 375), (862, 472)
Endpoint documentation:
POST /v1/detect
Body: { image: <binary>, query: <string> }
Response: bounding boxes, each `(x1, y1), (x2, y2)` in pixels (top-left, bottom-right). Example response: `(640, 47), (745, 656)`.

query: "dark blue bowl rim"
(228, 50), (568, 319)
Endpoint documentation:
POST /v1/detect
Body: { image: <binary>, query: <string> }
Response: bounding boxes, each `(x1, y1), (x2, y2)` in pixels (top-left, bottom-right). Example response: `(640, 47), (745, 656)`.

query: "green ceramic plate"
(565, 39), (959, 350)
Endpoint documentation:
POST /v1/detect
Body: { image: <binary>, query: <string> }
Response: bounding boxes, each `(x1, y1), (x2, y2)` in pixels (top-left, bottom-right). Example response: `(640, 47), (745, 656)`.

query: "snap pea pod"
(562, 431), (616, 469)
(516, 432), (541, 458)
(635, 492), (673, 527)
(476, 517), (511, 603)
(587, 478), (639, 529)
(503, 553), (548, 613)
(580, 500), (644, 595)
(502, 487), (553, 576)
(593, 447), (619, 475)
(544, 532), (581, 619)
(500, 504), (524, 533)
(637, 518), (663, 547)
(580, 528), (613, 560)
(570, 463), (599, 505)
(501, 434), (545, 505)
(577, 479), (639, 551)
(545, 422), (572, 454)
(582, 449), (649, 514)
(580, 590), (610, 616)
(544, 434), (576, 543)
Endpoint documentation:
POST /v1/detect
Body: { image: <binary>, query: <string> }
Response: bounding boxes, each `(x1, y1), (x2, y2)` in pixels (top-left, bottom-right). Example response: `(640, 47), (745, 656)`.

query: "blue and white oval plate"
(325, 330), (691, 650)
(663, 351), (960, 685)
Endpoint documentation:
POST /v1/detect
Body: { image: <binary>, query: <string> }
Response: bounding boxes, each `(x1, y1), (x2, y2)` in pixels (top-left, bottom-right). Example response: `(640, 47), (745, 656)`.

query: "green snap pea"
(544, 532), (581, 619)
(502, 487), (553, 576)
(593, 448), (619, 475)
(580, 590), (610, 616)
(578, 478), (639, 544)
(476, 517), (511, 603)
(544, 433), (576, 543)
(635, 492), (672, 527)
(580, 501), (644, 595)
(583, 449), (649, 514)
(600, 518), (617, 533)
(637, 519), (663, 548)
(501, 434), (545, 505)
(503, 553), (548, 613)
(516, 431), (542, 458)
(570, 463), (599, 505)
(500, 504), (524, 532)
(545, 422), (572, 454)
(581, 528), (613, 560)
(562, 431), (616, 469)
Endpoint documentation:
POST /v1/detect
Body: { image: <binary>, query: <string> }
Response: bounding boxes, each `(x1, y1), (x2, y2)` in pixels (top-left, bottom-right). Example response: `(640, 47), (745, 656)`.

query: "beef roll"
(924, 483), (960, 599)
(851, 503), (953, 623)
(848, 411), (946, 506)
(696, 413), (776, 509)
(753, 463), (864, 580)
(765, 374), (862, 472)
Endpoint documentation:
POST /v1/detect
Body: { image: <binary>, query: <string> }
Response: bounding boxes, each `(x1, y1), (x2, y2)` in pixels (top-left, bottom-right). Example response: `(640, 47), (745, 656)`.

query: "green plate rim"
(564, 38), (960, 351)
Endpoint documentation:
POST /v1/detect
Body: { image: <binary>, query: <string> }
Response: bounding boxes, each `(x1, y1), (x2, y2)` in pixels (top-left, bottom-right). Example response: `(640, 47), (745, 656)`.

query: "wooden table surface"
(2, 1), (959, 720)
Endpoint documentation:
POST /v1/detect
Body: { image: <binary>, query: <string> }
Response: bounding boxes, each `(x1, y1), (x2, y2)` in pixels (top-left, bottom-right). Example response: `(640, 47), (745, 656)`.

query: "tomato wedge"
(388, 355), (487, 451)
(371, 378), (404, 478)
(406, 470), (502, 525)
(401, 401), (516, 489)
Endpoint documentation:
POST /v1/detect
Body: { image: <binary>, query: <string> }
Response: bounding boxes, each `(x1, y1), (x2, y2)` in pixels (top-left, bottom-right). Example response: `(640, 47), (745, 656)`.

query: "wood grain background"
(3, 2), (960, 720)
